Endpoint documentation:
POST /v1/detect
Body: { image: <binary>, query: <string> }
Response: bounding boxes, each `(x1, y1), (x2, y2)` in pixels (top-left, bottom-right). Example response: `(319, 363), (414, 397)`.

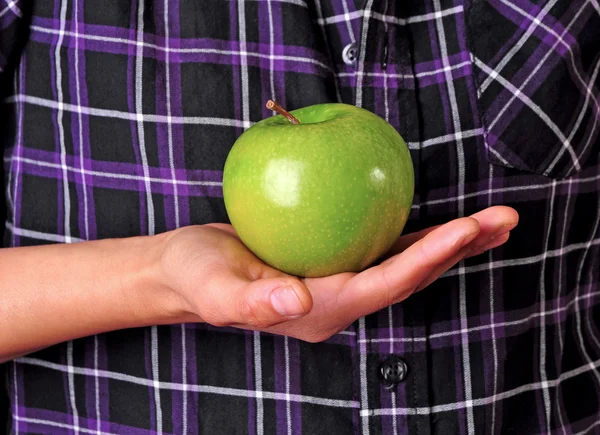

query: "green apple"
(222, 101), (414, 278)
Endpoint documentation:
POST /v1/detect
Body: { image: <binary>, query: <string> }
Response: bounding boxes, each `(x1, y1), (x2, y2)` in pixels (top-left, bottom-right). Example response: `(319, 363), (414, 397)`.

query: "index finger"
(385, 205), (519, 257)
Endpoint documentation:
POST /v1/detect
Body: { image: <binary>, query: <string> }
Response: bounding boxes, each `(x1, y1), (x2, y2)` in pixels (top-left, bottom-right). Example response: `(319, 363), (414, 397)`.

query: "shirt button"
(342, 42), (358, 66)
(378, 355), (408, 389)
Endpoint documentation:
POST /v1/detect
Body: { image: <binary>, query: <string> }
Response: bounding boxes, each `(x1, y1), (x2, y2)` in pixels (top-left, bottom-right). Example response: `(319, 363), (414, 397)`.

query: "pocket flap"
(467, 0), (600, 178)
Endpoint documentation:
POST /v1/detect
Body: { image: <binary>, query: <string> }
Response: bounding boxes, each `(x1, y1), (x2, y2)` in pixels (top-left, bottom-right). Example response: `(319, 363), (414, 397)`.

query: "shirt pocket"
(465, 0), (600, 179)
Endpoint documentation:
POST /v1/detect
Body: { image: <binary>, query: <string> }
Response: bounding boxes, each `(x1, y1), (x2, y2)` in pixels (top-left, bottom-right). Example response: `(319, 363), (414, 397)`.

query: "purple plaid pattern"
(1, 0), (599, 433)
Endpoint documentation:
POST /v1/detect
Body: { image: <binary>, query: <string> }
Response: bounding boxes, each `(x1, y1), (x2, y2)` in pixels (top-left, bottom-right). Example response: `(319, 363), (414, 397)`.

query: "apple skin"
(222, 102), (414, 278)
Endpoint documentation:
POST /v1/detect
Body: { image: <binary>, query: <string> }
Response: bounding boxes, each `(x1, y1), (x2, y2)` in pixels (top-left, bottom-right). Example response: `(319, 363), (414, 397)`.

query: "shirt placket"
(345, 1), (432, 435)
(316, 0), (432, 432)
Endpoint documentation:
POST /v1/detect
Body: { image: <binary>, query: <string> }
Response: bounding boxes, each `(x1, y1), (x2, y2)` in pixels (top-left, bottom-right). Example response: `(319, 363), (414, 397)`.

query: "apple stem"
(266, 99), (300, 125)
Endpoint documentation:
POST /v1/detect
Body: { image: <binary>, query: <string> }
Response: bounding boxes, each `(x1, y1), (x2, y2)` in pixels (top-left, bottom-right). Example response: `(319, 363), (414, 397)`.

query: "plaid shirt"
(1, 0), (599, 434)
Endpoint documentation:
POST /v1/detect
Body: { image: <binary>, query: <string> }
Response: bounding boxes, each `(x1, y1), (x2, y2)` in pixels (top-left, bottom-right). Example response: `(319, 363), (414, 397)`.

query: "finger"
(204, 267), (314, 330)
(340, 217), (480, 316)
(381, 225), (441, 260)
(464, 231), (511, 258)
(461, 205), (518, 248)
(418, 213), (517, 281)
(386, 205), (519, 257)
(415, 232), (511, 292)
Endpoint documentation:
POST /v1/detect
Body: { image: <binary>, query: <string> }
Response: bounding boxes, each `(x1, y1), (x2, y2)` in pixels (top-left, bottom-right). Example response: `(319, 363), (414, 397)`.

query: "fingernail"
(459, 231), (479, 248)
(490, 223), (517, 240)
(270, 286), (305, 318)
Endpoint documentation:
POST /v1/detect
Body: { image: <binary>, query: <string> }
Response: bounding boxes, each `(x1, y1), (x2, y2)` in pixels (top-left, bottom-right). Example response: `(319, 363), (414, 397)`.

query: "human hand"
(159, 206), (518, 342)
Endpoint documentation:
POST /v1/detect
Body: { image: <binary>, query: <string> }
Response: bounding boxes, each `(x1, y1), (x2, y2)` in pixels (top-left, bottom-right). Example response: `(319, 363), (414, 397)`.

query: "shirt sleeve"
(0, 0), (24, 79)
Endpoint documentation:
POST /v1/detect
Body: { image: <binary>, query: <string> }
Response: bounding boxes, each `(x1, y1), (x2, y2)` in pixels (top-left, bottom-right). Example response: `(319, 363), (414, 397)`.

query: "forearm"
(0, 233), (181, 362)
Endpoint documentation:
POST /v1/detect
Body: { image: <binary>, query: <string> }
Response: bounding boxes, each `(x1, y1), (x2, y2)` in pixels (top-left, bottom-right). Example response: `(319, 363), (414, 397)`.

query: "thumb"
(232, 277), (313, 329)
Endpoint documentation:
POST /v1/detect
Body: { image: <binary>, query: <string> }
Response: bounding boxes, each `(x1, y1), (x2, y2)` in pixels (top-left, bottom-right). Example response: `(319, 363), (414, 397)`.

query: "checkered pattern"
(1, 0), (599, 433)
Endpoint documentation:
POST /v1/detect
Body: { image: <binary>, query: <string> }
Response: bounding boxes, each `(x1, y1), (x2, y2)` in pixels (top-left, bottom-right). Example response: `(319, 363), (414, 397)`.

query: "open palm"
(161, 206), (518, 342)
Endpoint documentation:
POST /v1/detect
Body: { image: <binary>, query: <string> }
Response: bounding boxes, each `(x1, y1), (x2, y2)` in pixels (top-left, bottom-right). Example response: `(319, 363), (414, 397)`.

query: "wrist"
(116, 231), (192, 326)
